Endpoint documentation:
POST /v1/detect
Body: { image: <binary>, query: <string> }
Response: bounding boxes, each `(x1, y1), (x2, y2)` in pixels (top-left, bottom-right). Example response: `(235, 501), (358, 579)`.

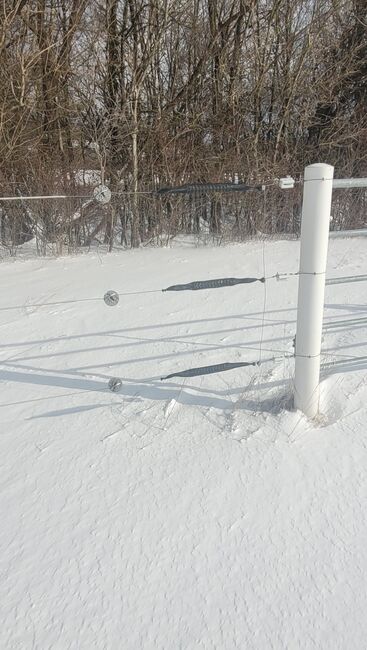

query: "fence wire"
(0, 185), (302, 255)
(1, 180), (366, 256)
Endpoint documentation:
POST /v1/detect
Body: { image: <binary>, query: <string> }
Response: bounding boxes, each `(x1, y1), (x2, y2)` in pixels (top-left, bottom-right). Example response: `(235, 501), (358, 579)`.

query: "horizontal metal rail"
(329, 228), (367, 238)
(333, 178), (367, 189)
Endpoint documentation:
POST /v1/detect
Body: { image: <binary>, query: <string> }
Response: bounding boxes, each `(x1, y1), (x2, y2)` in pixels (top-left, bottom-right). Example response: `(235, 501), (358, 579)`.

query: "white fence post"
(294, 163), (334, 417)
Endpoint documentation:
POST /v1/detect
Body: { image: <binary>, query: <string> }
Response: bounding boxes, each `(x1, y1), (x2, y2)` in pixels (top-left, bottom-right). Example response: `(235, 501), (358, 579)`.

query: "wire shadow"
(0, 309), (295, 350)
(324, 302), (367, 313)
(27, 403), (115, 419)
(321, 356), (367, 376)
(10, 328), (291, 366)
(0, 369), (104, 392)
(0, 362), (290, 413)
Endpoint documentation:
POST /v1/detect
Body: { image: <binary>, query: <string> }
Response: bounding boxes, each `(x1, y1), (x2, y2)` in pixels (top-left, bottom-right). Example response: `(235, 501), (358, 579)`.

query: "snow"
(1, 238), (366, 649)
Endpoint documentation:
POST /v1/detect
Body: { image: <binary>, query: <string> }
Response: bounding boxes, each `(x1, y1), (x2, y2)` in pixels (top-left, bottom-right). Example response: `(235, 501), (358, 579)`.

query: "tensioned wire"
(0, 271), (366, 311)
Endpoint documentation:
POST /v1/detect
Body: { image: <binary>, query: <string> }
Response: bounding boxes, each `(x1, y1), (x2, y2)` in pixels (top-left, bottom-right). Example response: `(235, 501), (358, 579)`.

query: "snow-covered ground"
(1, 238), (366, 649)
